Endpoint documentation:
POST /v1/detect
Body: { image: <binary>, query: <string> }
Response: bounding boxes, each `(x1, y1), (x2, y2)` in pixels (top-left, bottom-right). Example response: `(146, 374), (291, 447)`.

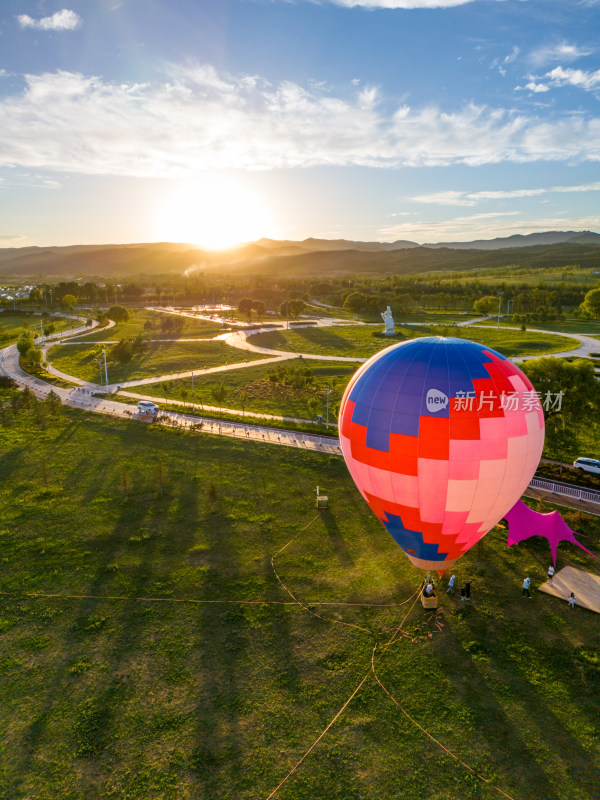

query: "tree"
(521, 357), (600, 425)
(306, 396), (321, 420)
(17, 331), (35, 357)
(238, 298), (254, 322)
(580, 288), (600, 319)
(45, 390), (63, 415)
(253, 300), (266, 320)
(106, 305), (129, 323)
(132, 333), (147, 354)
(29, 287), (43, 305)
(279, 299), (306, 319)
(112, 339), (133, 363)
(343, 292), (368, 313)
(473, 295), (500, 315)
(61, 294), (77, 310)
(211, 383), (228, 412)
(25, 347), (43, 367)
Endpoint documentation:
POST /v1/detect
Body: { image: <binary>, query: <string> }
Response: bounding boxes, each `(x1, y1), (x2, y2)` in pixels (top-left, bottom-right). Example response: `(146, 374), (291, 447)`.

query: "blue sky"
(1, 0), (600, 248)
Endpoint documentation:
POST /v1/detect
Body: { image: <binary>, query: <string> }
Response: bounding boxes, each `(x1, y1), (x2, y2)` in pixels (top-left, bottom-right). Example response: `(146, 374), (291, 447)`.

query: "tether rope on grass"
(370, 640), (517, 800)
(264, 584), (423, 800)
(0, 591), (402, 608)
(271, 514), (419, 636)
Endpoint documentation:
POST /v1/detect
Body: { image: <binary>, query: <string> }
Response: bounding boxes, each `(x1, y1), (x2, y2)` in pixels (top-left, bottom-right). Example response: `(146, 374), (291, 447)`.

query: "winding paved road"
(3, 305), (598, 461)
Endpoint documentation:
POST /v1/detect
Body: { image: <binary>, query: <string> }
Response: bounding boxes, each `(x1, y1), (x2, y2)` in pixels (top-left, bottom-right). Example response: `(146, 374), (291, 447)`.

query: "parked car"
(573, 457), (600, 475)
(137, 401), (159, 415)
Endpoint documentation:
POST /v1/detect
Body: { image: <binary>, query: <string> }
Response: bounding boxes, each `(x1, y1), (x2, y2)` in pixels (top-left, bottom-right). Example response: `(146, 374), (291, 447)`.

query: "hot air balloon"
(339, 336), (545, 572)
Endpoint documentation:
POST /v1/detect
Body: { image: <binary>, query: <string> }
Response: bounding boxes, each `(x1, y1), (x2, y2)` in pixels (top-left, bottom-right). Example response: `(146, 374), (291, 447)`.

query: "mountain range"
(0, 231), (599, 278)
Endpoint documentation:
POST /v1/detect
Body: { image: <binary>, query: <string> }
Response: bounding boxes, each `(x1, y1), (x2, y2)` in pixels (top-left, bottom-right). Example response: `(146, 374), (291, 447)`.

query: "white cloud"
(529, 42), (593, 68)
(414, 182), (600, 206)
(517, 66), (600, 95)
(17, 9), (82, 31)
(1, 67), (600, 178)
(522, 81), (550, 93)
(545, 66), (600, 91)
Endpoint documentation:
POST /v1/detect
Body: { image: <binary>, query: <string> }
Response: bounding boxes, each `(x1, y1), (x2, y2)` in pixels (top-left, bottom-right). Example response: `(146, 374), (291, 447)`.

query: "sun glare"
(158, 178), (272, 250)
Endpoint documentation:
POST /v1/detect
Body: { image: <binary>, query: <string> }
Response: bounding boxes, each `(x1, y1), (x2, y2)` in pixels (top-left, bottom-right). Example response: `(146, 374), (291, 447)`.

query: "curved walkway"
(0, 342), (341, 454)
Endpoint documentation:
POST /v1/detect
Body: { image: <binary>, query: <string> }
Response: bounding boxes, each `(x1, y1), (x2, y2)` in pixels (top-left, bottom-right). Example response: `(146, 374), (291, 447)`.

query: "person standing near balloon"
(547, 565), (555, 585)
(522, 577), (532, 598)
(464, 581), (471, 601)
(447, 574), (456, 595)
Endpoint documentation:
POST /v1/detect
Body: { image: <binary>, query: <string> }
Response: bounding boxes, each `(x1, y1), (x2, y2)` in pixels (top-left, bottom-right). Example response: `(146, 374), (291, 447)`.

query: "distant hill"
(221, 241), (600, 277)
(423, 230), (600, 250)
(255, 237), (420, 252)
(0, 231), (599, 278)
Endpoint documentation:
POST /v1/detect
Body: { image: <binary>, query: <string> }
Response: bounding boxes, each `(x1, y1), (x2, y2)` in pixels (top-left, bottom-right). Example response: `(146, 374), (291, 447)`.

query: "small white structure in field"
(316, 486), (328, 509)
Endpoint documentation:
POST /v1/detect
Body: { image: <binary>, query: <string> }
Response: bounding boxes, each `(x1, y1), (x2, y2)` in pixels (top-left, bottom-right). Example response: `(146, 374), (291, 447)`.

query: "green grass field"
(249, 324), (575, 359)
(46, 341), (261, 384)
(70, 309), (225, 343)
(0, 311), (78, 344)
(138, 359), (357, 420)
(0, 399), (598, 799)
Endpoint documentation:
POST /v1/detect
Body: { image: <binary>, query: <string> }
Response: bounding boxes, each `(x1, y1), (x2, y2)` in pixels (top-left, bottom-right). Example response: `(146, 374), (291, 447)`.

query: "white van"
(137, 401), (159, 415)
(573, 457), (600, 475)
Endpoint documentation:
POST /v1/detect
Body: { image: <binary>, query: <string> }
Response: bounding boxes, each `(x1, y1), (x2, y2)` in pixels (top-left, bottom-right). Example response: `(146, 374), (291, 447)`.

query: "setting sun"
(157, 178), (273, 250)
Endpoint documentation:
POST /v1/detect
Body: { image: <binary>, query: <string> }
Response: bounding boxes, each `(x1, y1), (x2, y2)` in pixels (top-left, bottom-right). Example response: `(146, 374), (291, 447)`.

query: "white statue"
(381, 305), (396, 335)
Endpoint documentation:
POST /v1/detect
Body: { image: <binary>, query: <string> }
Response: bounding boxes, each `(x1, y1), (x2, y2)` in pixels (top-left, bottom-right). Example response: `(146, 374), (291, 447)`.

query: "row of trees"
(16, 331), (43, 367)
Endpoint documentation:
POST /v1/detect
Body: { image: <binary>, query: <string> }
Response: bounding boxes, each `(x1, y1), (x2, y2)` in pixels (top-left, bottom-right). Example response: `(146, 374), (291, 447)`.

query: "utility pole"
(191, 371), (195, 413)
(286, 300), (289, 347)
(497, 294), (502, 331)
(325, 385), (331, 428)
(103, 349), (108, 386)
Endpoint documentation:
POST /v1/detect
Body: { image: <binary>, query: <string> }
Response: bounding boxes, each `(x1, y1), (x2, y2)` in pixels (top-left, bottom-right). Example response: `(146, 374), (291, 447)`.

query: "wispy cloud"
(528, 41), (593, 68)
(1, 67), (600, 177)
(16, 9), (82, 32)
(414, 182), (600, 206)
(377, 214), (600, 243)
(517, 66), (600, 94)
(544, 66), (600, 91)
(0, 234), (31, 248)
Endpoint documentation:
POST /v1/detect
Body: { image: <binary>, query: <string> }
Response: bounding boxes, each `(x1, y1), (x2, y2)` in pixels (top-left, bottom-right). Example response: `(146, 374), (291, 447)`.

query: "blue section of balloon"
(383, 512), (449, 561)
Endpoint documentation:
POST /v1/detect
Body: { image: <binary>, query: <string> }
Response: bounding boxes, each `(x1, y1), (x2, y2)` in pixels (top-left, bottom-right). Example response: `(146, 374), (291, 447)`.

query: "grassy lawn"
(0, 400), (598, 799)
(490, 318), (600, 335)
(0, 311), (78, 345)
(46, 341), (260, 384)
(70, 309), (225, 343)
(249, 324), (575, 359)
(137, 359), (358, 421)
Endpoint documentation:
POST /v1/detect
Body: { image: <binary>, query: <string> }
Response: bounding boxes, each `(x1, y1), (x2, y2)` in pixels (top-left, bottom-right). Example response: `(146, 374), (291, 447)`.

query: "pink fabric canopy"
(504, 499), (598, 565)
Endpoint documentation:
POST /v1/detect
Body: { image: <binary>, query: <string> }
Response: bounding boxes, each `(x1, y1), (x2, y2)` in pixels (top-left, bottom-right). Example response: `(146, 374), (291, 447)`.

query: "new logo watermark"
(424, 388), (563, 413)
(426, 389), (449, 412)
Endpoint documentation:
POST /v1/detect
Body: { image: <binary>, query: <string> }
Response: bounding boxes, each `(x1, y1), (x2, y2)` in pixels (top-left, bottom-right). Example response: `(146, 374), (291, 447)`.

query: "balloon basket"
(420, 592), (438, 610)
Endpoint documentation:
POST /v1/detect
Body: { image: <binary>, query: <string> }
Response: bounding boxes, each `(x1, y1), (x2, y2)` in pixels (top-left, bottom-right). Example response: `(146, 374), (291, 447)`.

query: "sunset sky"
(1, 0), (600, 249)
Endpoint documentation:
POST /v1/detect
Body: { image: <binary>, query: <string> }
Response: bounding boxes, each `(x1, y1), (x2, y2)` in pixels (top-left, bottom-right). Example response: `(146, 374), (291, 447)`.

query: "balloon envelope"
(339, 337), (545, 571)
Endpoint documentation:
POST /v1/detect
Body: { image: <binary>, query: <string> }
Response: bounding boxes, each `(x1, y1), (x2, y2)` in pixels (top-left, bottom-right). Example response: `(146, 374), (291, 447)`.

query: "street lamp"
(497, 293), (503, 331)
(325, 385), (331, 428)
(286, 300), (289, 347)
